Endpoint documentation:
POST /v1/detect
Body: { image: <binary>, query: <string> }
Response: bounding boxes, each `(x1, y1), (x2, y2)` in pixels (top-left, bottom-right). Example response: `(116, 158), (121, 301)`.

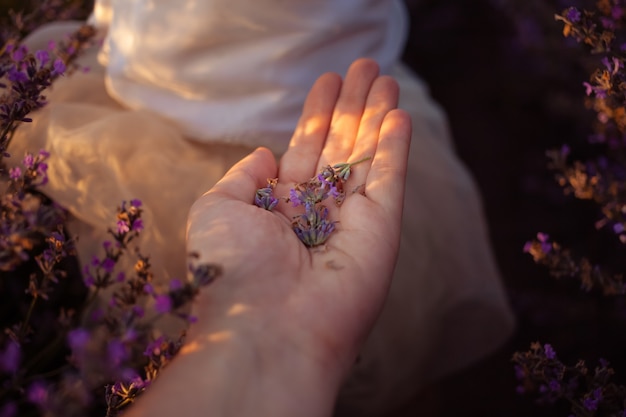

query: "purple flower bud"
(289, 188), (302, 207)
(130, 199), (142, 207)
(0, 341), (21, 374)
(26, 381), (48, 406)
(155, 295), (172, 313)
(11, 46), (26, 61)
(7, 68), (28, 83)
(108, 340), (127, 367)
(170, 279), (183, 291)
(35, 50), (49, 66)
(544, 344), (556, 359)
(22, 153), (34, 169)
(0, 402), (17, 417)
(67, 328), (90, 352)
(8, 167), (21, 180)
(144, 336), (165, 357)
(566, 7), (581, 23)
(116, 220), (130, 234)
(131, 218), (144, 232)
(52, 59), (66, 75)
(133, 305), (145, 318)
(549, 380), (561, 392)
(143, 283), (154, 294)
(101, 257), (115, 273)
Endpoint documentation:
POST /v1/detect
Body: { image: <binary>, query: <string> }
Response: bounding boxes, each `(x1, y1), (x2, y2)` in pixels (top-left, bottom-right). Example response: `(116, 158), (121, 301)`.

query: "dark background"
(3, 0), (626, 415)
(402, 1), (626, 416)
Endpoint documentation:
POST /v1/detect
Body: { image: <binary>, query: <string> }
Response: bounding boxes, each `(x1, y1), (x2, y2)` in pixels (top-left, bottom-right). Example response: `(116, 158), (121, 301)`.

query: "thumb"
(207, 147), (278, 203)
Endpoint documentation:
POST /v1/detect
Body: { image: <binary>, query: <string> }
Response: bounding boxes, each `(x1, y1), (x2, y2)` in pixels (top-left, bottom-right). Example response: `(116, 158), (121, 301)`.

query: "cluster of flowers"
(0, 23), (95, 161)
(254, 159), (368, 247)
(518, 2), (626, 415)
(524, 0), (626, 287)
(513, 342), (626, 416)
(0, 5), (221, 416)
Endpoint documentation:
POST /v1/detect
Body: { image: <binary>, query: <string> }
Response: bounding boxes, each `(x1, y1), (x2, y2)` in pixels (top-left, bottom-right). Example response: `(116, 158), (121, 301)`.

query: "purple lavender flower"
(582, 388), (603, 411)
(255, 186), (279, 211)
(0, 340), (21, 374)
(52, 59), (66, 75)
(131, 218), (144, 232)
(155, 295), (172, 313)
(107, 339), (127, 367)
(132, 305), (145, 318)
(143, 283), (154, 294)
(289, 188), (302, 207)
(169, 278), (183, 291)
(22, 153), (34, 168)
(67, 328), (90, 352)
(566, 7), (581, 23)
(11, 45), (26, 61)
(26, 381), (49, 407)
(116, 219), (130, 234)
(544, 344), (556, 359)
(0, 402), (17, 417)
(101, 257), (115, 274)
(143, 336), (165, 357)
(8, 167), (21, 180)
(292, 204), (337, 247)
(35, 50), (49, 66)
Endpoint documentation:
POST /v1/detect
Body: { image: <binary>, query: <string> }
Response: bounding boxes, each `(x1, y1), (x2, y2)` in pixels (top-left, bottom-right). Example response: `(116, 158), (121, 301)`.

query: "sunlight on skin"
(180, 330), (234, 355)
(227, 303), (250, 316)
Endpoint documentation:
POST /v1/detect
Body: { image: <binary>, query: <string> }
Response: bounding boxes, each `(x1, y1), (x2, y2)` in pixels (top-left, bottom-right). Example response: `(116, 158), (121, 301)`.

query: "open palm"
(186, 58), (411, 374)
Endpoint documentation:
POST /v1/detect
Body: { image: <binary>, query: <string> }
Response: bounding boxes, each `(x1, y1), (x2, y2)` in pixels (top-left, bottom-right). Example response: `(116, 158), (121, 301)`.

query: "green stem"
(19, 296), (38, 340)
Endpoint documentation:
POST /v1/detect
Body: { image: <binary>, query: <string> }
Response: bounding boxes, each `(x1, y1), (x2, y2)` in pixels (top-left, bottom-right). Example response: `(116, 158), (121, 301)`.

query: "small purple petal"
(116, 220), (130, 234)
(544, 344), (556, 359)
(26, 381), (48, 406)
(52, 59), (66, 75)
(0, 341), (21, 374)
(67, 328), (90, 352)
(155, 295), (172, 313)
(8, 167), (21, 180)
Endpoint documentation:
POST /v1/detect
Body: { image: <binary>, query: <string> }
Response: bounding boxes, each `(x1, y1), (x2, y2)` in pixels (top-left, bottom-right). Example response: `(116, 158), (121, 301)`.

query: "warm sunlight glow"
(180, 331), (233, 355)
(227, 303), (250, 316)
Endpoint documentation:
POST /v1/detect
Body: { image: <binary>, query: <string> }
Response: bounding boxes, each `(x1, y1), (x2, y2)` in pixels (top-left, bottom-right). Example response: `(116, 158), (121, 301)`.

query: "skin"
(125, 58), (411, 417)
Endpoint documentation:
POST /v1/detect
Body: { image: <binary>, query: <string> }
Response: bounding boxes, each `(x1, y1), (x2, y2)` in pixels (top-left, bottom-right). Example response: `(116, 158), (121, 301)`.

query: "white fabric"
(14, 5), (514, 415)
(88, 0), (408, 152)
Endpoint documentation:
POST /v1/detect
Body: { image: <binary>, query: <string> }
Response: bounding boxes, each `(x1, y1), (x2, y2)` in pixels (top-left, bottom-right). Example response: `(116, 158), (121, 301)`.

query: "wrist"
(186, 313), (344, 416)
(184, 286), (348, 416)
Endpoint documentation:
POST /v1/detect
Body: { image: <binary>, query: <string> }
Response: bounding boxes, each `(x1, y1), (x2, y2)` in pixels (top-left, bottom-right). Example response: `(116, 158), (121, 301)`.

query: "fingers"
(206, 147), (278, 202)
(346, 75), (400, 187)
(318, 59), (379, 169)
(279, 72), (342, 184)
(365, 109), (412, 221)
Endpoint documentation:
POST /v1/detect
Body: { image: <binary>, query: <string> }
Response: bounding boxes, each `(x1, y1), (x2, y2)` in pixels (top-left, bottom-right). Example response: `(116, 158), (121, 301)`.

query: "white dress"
(12, 0), (514, 414)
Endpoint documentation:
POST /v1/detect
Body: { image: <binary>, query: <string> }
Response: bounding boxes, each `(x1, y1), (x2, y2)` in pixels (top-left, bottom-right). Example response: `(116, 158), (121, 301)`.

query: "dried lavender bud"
(254, 178), (279, 211)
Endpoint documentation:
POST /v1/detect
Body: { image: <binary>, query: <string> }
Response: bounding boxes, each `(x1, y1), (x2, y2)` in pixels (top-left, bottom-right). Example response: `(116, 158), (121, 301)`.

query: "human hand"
(186, 58), (411, 375)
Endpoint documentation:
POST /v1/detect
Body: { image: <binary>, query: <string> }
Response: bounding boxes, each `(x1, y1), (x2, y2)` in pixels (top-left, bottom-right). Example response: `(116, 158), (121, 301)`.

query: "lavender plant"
(254, 158), (370, 247)
(0, 3), (220, 416)
(517, 1), (626, 415)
